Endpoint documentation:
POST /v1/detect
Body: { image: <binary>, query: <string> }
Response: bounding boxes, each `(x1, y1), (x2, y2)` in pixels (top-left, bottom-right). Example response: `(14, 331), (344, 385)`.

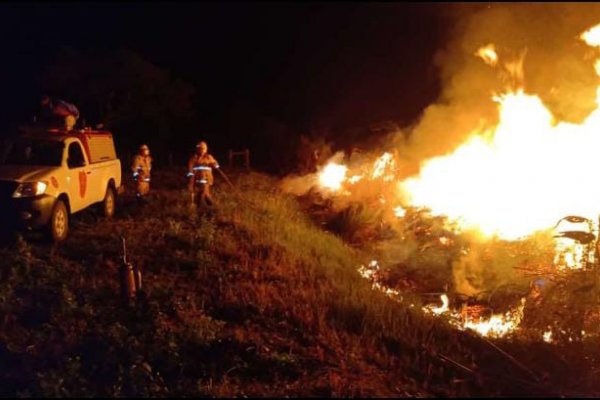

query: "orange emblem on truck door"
(78, 171), (87, 198)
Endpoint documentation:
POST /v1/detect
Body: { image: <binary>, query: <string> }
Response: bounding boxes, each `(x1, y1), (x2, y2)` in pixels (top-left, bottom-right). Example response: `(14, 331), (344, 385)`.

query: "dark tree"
(39, 47), (198, 163)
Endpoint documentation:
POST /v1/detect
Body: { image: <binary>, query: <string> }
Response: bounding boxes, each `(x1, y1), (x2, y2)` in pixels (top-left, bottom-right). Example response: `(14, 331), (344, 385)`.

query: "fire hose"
(215, 167), (235, 189)
(214, 168), (262, 211)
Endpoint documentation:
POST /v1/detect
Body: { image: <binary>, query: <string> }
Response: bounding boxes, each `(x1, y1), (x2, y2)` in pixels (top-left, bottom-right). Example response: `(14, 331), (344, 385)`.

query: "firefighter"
(131, 144), (152, 201)
(187, 140), (219, 208)
(64, 115), (77, 132)
(39, 95), (80, 129)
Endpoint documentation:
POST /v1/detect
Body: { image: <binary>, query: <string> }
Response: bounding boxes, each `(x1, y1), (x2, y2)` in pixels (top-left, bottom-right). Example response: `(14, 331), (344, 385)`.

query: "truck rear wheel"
(47, 199), (69, 242)
(102, 186), (116, 218)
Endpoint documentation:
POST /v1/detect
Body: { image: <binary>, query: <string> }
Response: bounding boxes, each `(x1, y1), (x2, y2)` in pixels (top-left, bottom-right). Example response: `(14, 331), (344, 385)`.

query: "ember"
(422, 294), (525, 338)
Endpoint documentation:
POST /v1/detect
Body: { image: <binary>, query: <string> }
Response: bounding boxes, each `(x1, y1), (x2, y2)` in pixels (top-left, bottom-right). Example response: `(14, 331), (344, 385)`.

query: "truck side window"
(67, 142), (86, 169)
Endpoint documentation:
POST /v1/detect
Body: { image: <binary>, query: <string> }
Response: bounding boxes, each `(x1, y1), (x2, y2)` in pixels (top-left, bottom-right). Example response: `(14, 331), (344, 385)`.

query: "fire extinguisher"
(120, 235), (142, 303)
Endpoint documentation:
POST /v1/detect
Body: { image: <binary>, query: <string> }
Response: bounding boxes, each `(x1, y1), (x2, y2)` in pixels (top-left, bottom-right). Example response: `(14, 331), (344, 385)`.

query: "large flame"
(316, 24), (600, 244)
(318, 25), (600, 240)
(398, 25), (600, 240)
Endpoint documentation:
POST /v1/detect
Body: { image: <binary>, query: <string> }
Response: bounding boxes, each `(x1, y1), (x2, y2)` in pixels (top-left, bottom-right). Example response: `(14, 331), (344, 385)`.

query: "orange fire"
(318, 152), (397, 192)
(393, 206), (406, 218)
(360, 261), (524, 338)
(423, 294), (525, 338)
(335, 24), (600, 342)
(475, 44), (498, 66)
(318, 162), (347, 191)
(318, 24), (600, 242)
(399, 25), (600, 240)
(371, 152), (395, 181)
(580, 24), (600, 47)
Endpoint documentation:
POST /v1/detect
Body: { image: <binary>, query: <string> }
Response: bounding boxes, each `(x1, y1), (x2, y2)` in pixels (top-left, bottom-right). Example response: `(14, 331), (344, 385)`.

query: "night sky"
(0, 2), (448, 153)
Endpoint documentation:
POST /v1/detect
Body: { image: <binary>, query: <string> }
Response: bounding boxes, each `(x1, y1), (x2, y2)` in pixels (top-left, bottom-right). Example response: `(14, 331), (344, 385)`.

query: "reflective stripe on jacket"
(132, 155), (152, 183)
(188, 153), (218, 185)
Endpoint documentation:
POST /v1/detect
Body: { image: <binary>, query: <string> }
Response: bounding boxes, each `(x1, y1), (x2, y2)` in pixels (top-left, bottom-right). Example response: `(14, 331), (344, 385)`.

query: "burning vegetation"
(8, 4), (600, 397)
(280, 15), (600, 346)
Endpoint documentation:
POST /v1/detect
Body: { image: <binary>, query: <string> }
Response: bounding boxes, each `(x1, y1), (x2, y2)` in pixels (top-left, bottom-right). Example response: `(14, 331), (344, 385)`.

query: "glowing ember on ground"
(422, 295), (525, 338)
(425, 294), (449, 315)
(463, 300), (525, 337)
(358, 261), (403, 301)
(543, 329), (553, 343)
(359, 261), (524, 339)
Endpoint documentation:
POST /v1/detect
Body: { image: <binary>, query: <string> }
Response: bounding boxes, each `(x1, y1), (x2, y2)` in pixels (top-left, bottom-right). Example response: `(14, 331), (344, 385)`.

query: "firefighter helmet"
(196, 141), (208, 153)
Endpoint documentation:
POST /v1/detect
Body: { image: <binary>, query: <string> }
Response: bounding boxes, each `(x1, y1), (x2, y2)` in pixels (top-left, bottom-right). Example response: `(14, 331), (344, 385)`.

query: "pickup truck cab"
(0, 127), (122, 241)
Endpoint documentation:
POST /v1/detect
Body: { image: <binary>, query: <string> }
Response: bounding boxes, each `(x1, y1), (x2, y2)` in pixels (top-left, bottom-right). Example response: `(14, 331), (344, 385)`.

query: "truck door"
(65, 141), (91, 213)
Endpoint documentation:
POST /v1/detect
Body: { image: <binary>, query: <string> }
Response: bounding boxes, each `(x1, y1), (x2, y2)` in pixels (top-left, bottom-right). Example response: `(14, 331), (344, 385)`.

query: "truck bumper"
(0, 195), (55, 231)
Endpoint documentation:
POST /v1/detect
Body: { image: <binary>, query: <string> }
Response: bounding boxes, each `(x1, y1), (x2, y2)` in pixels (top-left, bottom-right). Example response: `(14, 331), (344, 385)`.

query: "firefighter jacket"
(188, 153), (219, 186)
(132, 155), (152, 183)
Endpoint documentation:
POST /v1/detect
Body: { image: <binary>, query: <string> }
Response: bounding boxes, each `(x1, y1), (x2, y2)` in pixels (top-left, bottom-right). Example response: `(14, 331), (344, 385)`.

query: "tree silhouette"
(39, 47), (197, 160)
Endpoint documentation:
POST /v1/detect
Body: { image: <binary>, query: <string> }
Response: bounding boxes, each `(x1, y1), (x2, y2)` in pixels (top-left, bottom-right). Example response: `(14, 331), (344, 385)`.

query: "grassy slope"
(0, 168), (599, 397)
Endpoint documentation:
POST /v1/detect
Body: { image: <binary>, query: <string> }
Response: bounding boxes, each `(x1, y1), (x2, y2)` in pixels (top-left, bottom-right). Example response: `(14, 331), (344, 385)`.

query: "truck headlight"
(13, 181), (48, 198)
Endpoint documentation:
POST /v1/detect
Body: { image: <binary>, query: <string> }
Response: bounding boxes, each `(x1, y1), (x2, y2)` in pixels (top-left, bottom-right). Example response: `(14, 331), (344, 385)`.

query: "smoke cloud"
(391, 3), (600, 176)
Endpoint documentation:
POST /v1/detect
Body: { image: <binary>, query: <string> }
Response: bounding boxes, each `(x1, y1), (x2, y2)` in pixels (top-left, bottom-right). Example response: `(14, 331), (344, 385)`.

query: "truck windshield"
(0, 138), (64, 166)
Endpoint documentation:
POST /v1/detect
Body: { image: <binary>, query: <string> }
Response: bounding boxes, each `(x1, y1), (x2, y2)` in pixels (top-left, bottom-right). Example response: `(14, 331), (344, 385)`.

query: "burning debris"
(357, 260), (404, 300)
(397, 24), (600, 240)
(304, 22), (600, 264)
(306, 22), (600, 244)
(360, 259), (525, 339)
(283, 16), (600, 345)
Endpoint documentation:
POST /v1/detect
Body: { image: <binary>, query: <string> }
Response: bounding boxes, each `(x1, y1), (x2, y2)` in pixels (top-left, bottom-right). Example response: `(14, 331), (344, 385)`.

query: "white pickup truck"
(0, 127), (122, 241)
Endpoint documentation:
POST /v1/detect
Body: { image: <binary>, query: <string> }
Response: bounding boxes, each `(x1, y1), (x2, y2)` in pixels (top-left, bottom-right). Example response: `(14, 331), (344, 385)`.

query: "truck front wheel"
(47, 199), (69, 242)
(102, 186), (116, 218)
